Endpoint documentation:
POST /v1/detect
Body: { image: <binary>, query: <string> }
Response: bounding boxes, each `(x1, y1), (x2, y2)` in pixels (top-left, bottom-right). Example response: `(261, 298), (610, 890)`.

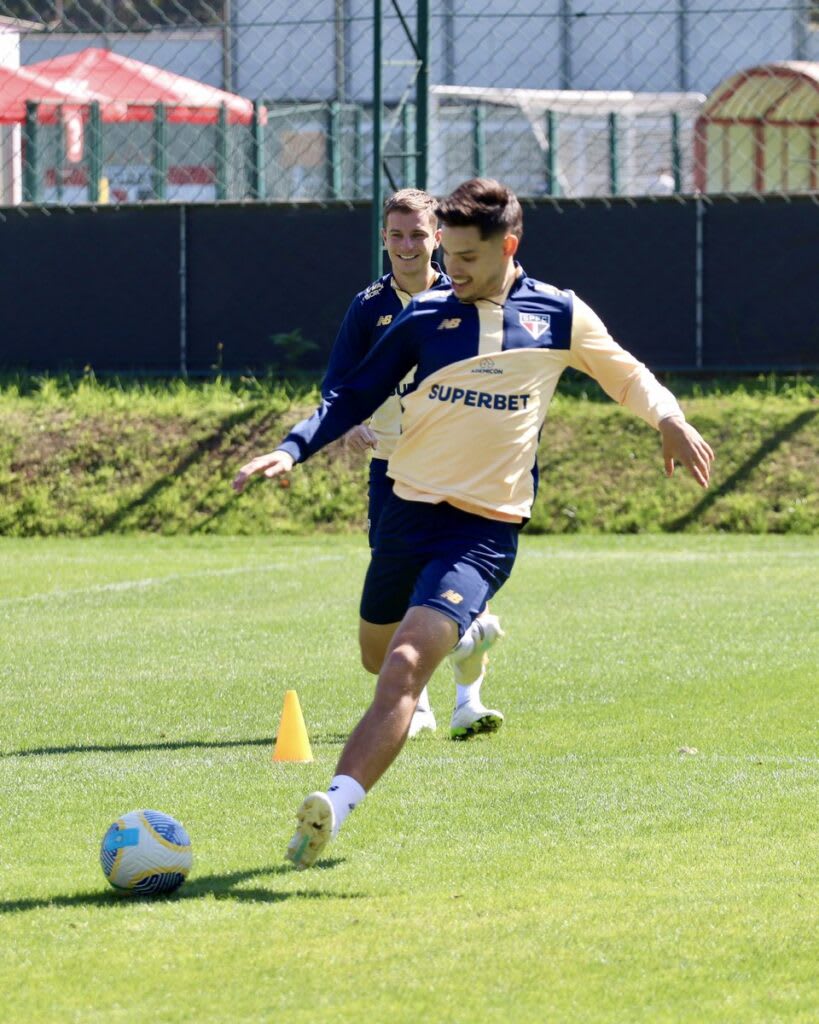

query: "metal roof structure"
(694, 62), (819, 192)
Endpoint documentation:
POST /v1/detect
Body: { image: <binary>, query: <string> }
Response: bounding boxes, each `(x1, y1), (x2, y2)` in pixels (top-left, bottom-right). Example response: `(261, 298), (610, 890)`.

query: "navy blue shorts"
(359, 493), (519, 637)
(367, 457), (394, 548)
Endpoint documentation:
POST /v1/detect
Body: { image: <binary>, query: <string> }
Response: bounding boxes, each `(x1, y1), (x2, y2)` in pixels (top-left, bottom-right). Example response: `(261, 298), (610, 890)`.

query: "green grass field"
(1, 534), (816, 1023)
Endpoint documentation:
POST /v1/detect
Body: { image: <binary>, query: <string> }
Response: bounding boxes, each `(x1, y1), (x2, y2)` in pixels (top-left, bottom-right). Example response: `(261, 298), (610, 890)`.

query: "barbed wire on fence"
(0, 1), (817, 209)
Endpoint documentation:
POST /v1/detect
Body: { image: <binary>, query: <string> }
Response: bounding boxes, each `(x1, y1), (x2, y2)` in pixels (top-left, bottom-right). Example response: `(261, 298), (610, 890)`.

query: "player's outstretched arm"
(232, 449), (295, 494)
(659, 416), (715, 488)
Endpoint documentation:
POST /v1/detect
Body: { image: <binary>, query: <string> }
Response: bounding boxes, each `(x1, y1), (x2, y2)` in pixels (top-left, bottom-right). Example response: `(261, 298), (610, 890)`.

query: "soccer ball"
(100, 809), (193, 896)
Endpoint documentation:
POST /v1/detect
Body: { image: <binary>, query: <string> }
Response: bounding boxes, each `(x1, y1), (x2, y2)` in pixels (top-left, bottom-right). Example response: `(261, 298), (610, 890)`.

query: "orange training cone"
(272, 689), (314, 763)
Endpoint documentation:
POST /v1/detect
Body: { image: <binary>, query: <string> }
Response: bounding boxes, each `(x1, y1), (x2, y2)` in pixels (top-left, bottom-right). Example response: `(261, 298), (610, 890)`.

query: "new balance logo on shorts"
(441, 589), (464, 605)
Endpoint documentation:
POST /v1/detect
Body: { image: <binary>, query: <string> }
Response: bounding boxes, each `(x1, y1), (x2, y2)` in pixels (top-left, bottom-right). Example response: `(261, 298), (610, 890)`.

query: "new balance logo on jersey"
(438, 318), (462, 330)
(520, 312), (551, 340)
(376, 315), (393, 327)
(441, 589), (464, 605)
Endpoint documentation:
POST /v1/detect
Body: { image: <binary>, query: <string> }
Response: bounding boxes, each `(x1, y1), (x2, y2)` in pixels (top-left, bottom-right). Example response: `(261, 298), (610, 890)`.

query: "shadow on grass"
(0, 732), (349, 759)
(99, 405), (276, 533)
(0, 863), (355, 914)
(0, 737), (273, 759)
(664, 407), (818, 530)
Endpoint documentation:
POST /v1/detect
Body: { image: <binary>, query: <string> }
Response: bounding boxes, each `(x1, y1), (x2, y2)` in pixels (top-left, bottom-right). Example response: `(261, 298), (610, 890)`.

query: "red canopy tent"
(23, 47), (260, 125)
(0, 63), (93, 124)
(0, 49), (264, 201)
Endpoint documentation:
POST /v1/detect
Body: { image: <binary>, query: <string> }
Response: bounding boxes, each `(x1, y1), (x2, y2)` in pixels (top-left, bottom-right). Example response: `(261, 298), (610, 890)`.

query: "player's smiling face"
(441, 224), (518, 303)
(382, 210), (440, 279)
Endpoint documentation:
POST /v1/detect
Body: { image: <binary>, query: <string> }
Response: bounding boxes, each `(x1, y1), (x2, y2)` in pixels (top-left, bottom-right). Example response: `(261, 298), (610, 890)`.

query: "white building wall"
(20, 30), (223, 88)
(687, 2), (807, 92)
(14, 4), (819, 105)
(571, 0), (681, 92)
(0, 25), (21, 204)
(234, 0), (338, 100)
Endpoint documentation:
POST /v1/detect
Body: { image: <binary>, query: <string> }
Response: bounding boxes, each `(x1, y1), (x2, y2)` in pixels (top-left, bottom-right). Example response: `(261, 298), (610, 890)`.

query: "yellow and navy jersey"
(281, 264), (683, 522)
(321, 264), (450, 459)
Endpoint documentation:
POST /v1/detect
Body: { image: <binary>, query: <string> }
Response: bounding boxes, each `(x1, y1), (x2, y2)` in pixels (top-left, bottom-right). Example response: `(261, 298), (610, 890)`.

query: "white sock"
(456, 671), (485, 708)
(415, 685), (432, 713)
(451, 617), (484, 659)
(327, 774), (366, 838)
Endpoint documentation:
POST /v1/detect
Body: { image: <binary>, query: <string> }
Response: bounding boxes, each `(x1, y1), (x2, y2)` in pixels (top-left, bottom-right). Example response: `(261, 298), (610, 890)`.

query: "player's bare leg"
(359, 618), (437, 737)
(286, 606), (456, 869)
(358, 619), (399, 674)
(340, 606), (456, 787)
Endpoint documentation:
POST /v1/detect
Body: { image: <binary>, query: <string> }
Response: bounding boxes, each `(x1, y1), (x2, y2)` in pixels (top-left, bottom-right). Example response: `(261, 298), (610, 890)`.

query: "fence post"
(695, 197), (704, 369)
(371, 0), (383, 280)
(545, 109), (559, 196)
(215, 102), (228, 200)
(179, 204), (188, 377)
(353, 103), (363, 199)
(472, 103), (486, 178)
(415, 0), (429, 188)
(560, 0), (573, 88)
(249, 99), (265, 199)
(327, 100), (342, 199)
(402, 101), (415, 187)
(671, 112), (682, 192)
(153, 101), (167, 200)
(87, 101), (102, 203)
(23, 101), (39, 203)
(55, 106), (65, 202)
(608, 111), (619, 195)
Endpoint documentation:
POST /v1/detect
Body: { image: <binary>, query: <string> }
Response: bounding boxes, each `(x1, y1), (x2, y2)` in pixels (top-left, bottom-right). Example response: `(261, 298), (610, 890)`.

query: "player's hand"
(344, 424), (378, 453)
(232, 450), (295, 494)
(659, 416), (714, 488)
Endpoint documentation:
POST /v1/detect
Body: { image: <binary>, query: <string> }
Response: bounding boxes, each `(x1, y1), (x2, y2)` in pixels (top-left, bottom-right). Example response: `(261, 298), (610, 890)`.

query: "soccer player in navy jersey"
(323, 188), (506, 741)
(233, 178), (714, 870)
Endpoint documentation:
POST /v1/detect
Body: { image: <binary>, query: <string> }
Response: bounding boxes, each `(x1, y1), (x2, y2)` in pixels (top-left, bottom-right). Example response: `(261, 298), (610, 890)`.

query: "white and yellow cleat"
(449, 702), (505, 740)
(285, 792), (335, 870)
(449, 613), (505, 686)
(407, 707), (437, 738)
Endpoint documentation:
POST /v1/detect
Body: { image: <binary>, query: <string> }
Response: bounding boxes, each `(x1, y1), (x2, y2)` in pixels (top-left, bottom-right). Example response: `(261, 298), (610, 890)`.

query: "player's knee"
(381, 642), (423, 684)
(358, 620), (399, 675)
(360, 644), (383, 675)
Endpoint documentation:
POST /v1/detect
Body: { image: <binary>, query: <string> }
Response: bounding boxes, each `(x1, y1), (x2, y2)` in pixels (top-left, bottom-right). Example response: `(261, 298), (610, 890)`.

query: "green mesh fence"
(0, 2), (817, 207)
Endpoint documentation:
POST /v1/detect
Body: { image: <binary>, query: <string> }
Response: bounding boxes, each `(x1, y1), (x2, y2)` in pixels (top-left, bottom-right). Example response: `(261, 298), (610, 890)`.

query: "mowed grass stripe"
(0, 535), (816, 1024)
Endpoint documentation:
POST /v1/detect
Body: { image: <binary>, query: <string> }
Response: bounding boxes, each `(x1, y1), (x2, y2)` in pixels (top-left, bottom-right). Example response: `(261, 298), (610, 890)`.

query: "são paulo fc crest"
(519, 312), (551, 339)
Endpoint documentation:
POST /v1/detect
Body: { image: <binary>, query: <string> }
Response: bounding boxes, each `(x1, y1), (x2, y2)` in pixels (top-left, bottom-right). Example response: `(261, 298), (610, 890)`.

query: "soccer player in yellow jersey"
(322, 188), (506, 740)
(233, 179), (715, 870)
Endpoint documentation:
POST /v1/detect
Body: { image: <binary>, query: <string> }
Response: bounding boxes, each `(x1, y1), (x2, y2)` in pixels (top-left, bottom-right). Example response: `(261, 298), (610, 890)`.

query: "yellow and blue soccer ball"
(100, 809), (192, 896)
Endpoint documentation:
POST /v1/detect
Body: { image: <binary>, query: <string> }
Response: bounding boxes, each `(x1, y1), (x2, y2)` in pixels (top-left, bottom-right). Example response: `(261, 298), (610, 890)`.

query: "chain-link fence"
(0, 2), (817, 208)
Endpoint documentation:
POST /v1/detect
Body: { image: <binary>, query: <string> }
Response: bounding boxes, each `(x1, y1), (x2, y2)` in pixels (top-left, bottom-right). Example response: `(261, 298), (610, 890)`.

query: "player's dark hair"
(435, 178), (523, 240)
